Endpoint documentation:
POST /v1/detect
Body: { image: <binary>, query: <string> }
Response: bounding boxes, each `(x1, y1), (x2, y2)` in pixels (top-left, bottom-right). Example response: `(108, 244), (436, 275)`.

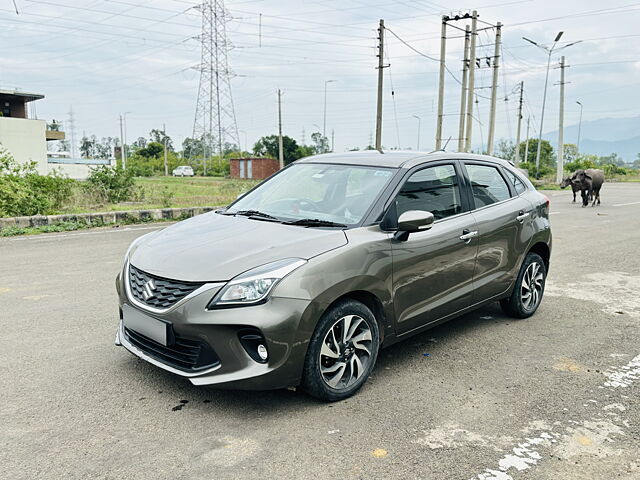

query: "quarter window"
(504, 169), (527, 195)
(465, 164), (511, 208)
(396, 164), (462, 221)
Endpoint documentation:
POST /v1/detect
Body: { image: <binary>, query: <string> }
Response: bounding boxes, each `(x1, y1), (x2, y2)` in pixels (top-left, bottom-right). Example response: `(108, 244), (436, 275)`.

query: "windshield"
(225, 163), (395, 226)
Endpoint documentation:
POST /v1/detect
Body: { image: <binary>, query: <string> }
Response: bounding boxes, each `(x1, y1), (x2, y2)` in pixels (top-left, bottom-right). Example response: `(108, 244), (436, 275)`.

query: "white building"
(0, 89), (109, 179)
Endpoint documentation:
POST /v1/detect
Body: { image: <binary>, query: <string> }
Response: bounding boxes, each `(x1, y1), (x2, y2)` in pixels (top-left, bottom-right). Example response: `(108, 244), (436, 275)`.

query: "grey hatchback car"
(115, 151), (551, 401)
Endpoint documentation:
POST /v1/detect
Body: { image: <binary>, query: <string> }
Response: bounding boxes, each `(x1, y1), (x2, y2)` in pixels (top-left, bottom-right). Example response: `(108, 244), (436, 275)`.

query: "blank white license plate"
(122, 304), (170, 346)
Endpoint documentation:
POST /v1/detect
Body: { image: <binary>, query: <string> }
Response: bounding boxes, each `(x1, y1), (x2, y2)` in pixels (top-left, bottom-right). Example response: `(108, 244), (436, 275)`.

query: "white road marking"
(2, 224), (167, 242)
(613, 201), (640, 207)
(468, 353), (640, 480)
(602, 354), (640, 388)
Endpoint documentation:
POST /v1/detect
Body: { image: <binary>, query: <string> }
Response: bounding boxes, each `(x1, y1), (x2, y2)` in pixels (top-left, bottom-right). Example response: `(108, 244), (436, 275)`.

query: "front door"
(391, 163), (478, 335)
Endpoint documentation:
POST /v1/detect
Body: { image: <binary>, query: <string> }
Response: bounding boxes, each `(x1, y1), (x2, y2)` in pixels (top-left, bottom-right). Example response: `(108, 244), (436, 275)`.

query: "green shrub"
(0, 147), (76, 217)
(603, 164), (627, 177)
(565, 159), (597, 173)
(85, 165), (142, 203)
(519, 161), (553, 179)
(159, 186), (175, 208)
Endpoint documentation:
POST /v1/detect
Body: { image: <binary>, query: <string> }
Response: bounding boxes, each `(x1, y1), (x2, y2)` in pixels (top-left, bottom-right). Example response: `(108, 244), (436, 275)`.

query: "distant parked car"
(172, 166), (194, 177)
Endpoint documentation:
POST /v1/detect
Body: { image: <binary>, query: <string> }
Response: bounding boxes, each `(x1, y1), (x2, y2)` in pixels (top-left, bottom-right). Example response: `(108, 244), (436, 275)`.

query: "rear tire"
(301, 299), (380, 402)
(500, 252), (547, 319)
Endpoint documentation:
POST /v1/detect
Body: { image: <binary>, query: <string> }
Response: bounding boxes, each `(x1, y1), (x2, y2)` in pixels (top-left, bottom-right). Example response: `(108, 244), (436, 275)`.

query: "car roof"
(295, 150), (514, 169)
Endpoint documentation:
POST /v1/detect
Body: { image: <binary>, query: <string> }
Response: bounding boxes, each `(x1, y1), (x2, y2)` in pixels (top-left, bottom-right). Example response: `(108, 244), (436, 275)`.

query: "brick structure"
(230, 157), (280, 180)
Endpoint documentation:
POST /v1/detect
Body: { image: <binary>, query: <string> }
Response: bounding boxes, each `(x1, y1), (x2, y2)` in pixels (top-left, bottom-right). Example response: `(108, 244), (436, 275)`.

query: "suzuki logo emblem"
(142, 279), (156, 300)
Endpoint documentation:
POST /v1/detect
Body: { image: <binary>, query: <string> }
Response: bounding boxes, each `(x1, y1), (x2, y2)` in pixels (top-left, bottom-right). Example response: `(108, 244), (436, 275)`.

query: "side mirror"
(395, 210), (434, 240)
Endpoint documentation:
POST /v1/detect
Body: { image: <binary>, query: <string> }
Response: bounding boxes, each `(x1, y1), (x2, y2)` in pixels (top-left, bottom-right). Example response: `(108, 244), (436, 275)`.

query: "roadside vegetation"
(2, 130), (639, 221)
(0, 144), (259, 218)
(491, 139), (640, 185)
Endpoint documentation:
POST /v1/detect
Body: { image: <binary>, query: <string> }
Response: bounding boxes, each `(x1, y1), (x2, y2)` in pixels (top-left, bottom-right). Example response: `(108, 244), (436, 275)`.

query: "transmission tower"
(67, 105), (78, 159)
(192, 0), (240, 172)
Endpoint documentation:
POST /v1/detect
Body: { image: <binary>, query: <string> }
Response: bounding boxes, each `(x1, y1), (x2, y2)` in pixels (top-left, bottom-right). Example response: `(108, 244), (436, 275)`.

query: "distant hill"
(544, 115), (640, 161)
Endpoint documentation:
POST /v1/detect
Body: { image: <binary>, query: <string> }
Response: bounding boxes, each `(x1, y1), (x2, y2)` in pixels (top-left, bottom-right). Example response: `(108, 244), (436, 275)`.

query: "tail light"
(542, 195), (550, 215)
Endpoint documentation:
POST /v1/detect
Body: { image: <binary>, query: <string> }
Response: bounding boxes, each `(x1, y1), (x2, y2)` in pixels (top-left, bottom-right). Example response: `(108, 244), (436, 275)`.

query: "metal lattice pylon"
(192, 0), (240, 171)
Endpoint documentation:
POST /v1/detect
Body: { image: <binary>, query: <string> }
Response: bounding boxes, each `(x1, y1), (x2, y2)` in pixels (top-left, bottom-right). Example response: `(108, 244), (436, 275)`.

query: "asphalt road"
(1, 183), (639, 480)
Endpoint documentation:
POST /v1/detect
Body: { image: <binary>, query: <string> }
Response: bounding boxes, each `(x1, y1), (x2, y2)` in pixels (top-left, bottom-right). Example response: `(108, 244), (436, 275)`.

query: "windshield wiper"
(222, 209), (280, 221)
(284, 218), (348, 228)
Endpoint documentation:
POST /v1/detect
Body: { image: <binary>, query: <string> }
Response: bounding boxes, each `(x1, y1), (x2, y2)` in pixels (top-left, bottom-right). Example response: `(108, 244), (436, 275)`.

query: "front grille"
(128, 264), (204, 309)
(124, 327), (220, 372)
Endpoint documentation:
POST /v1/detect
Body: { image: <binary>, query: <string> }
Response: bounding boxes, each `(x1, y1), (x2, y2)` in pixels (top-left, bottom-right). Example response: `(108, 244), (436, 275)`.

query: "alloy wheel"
(521, 261), (544, 311)
(319, 314), (372, 389)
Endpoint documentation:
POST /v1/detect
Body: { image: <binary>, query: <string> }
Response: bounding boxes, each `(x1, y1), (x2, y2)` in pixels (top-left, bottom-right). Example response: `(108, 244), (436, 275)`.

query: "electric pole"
(122, 112), (130, 170)
(486, 22), (502, 155)
(331, 129), (335, 153)
(464, 10), (478, 153)
(514, 81), (524, 165)
(163, 123), (169, 176)
(375, 19), (385, 152)
(119, 115), (124, 168)
(435, 16), (447, 150)
(524, 116), (530, 163)
(278, 89), (284, 169)
(556, 56), (566, 183)
(458, 25), (471, 152)
(323, 80), (335, 142)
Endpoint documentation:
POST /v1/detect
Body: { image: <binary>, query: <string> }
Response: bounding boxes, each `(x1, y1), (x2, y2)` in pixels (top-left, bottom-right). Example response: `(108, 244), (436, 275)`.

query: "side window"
(396, 164), (462, 221)
(504, 169), (527, 195)
(465, 164), (511, 208)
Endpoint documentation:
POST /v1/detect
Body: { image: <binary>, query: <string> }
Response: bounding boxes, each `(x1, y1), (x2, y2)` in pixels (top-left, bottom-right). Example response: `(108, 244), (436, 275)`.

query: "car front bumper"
(115, 272), (319, 390)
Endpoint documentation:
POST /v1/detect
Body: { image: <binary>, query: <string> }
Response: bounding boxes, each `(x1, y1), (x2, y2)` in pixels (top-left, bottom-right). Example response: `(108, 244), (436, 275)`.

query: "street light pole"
(522, 33), (581, 176)
(323, 80), (335, 143)
(576, 101), (583, 153)
(413, 115), (421, 151)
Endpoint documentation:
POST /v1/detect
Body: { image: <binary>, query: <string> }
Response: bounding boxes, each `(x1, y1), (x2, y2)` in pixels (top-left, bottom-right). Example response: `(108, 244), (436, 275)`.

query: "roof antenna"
(13, 0), (19, 14)
(442, 136), (452, 151)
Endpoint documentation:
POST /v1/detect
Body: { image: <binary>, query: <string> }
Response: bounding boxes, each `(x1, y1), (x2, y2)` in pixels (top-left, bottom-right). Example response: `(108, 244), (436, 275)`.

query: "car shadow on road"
(118, 302), (512, 415)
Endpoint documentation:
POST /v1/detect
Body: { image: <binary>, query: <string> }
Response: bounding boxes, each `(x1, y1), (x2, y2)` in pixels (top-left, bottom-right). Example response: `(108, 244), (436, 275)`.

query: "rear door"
(462, 161), (533, 303)
(391, 162), (478, 335)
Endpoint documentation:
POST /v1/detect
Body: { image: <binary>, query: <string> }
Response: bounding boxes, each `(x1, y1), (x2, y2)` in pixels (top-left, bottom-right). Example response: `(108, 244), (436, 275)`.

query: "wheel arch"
(323, 290), (388, 344)
(528, 241), (550, 271)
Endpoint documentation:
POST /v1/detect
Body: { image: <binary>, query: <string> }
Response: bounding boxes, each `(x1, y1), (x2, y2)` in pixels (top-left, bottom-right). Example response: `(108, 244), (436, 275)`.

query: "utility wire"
(384, 46), (401, 149)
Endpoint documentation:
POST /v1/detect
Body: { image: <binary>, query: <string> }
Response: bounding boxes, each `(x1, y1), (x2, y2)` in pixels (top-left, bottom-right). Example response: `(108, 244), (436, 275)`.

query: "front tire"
(500, 252), (547, 319)
(301, 299), (380, 402)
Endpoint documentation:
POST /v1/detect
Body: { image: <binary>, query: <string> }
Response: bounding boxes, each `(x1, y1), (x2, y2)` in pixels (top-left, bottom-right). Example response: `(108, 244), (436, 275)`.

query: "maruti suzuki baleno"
(115, 151), (551, 401)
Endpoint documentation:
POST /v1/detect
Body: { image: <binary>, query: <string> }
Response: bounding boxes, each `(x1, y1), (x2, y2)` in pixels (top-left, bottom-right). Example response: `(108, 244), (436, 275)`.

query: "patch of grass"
(56, 176), (258, 214)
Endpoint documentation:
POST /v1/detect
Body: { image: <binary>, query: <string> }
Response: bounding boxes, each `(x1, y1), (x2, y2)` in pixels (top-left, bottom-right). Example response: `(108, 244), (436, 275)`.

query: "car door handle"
(459, 229), (478, 243)
(516, 211), (531, 223)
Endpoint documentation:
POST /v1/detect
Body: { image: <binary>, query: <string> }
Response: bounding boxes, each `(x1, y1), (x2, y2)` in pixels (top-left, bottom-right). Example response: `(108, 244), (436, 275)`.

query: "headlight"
(208, 258), (306, 308)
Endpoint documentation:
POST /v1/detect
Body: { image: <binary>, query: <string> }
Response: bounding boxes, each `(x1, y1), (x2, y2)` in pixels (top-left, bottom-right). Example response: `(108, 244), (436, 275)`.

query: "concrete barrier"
(0, 206), (221, 231)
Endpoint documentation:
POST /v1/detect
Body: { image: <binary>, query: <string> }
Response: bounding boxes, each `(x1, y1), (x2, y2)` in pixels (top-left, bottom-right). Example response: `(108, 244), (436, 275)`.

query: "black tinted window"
(396, 164), (462, 221)
(465, 164), (511, 208)
(504, 169), (527, 195)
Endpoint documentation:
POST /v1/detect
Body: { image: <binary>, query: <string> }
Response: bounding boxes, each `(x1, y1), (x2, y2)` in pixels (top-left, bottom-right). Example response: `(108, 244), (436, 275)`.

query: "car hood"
(129, 212), (348, 282)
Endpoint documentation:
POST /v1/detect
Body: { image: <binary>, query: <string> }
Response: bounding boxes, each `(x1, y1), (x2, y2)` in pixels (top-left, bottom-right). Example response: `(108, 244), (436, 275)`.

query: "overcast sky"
(1, 0), (639, 153)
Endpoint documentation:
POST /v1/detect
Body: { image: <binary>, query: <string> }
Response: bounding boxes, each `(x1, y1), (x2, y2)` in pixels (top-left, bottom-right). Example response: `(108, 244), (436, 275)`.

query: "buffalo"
(566, 168), (604, 207)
